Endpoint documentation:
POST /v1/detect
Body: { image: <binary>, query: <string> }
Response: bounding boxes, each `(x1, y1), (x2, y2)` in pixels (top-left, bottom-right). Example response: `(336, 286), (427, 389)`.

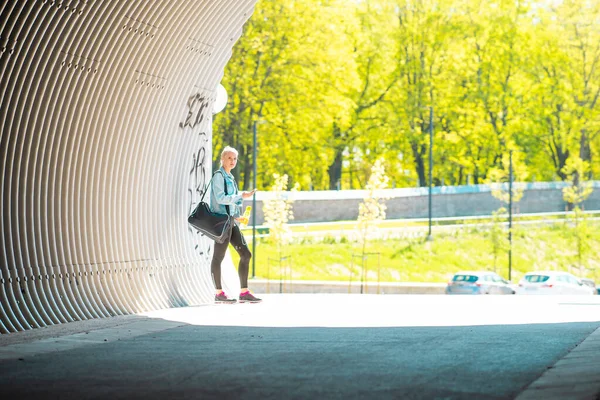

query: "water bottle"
(240, 206), (252, 227)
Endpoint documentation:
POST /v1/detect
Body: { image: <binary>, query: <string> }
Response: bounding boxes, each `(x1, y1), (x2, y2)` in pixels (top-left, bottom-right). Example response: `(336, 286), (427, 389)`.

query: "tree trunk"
(328, 148), (343, 190)
(556, 147), (570, 181)
(580, 129), (592, 179)
(411, 142), (427, 187)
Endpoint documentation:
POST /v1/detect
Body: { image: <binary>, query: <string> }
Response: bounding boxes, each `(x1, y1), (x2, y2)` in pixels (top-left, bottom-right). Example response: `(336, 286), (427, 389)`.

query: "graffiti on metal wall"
(180, 93), (210, 130)
(182, 92), (212, 257)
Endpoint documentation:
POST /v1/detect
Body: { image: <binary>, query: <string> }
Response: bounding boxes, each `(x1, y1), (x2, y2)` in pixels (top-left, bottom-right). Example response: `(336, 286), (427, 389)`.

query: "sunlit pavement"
(143, 294), (600, 328)
(1, 294), (599, 400)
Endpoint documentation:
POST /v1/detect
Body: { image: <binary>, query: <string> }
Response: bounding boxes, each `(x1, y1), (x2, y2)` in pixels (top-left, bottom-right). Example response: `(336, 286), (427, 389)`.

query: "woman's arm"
(212, 172), (243, 206)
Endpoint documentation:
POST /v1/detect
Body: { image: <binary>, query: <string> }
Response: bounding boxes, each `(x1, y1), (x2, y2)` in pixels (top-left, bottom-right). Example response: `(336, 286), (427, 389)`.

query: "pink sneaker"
(239, 291), (262, 303)
(215, 291), (237, 304)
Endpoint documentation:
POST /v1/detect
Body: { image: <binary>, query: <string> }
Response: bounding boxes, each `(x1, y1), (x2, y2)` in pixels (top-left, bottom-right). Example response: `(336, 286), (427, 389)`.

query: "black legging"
(211, 224), (251, 290)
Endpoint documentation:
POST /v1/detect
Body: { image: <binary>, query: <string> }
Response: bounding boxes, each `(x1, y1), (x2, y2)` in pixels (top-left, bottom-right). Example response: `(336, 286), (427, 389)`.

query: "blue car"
(445, 271), (515, 295)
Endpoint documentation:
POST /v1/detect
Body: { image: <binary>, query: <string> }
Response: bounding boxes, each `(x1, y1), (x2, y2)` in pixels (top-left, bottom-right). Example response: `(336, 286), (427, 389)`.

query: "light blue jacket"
(209, 168), (243, 217)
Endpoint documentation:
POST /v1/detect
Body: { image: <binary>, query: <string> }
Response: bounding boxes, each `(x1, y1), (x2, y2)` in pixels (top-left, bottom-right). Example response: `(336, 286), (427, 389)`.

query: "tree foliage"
(489, 207), (509, 273)
(562, 156), (594, 207)
(262, 173), (298, 252)
(215, 0), (600, 191)
(486, 151), (529, 205)
(357, 158), (390, 247)
(561, 155), (594, 274)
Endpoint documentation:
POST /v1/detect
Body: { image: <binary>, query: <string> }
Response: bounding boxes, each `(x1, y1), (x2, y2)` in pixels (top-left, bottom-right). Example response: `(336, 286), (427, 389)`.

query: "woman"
(210, 146), (261, 303)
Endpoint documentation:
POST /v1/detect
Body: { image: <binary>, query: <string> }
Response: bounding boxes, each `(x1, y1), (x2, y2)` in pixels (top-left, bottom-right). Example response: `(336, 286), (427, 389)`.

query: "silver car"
(445, 271), (515, 295)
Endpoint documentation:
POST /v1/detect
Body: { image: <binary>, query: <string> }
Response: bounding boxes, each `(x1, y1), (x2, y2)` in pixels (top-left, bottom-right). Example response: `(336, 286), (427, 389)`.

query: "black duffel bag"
(188, 171), (233, 243)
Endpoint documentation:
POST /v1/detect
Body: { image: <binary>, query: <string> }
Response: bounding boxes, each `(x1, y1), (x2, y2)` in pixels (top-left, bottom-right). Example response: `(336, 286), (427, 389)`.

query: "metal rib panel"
(1, 0), (258, 333)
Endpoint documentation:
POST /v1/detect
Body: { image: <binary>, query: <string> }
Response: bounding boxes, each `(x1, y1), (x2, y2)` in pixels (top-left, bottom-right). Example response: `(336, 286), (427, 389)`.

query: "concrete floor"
(1, 294), (599, 400)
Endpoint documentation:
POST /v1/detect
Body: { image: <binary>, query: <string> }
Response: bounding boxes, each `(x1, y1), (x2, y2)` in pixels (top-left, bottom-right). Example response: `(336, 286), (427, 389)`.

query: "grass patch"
(233, 220), (600, 284)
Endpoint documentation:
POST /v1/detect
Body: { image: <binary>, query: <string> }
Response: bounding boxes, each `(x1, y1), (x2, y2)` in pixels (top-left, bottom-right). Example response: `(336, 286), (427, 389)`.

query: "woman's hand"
(241, 189), (256, 199)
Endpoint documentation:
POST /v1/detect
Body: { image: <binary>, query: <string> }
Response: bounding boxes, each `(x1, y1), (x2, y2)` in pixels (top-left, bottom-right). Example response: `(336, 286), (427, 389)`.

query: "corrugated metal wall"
(0, 0), (256, 333)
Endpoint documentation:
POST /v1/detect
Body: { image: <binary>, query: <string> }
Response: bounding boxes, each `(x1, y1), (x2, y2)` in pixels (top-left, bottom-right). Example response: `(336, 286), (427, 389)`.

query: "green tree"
(217, 0), (600, 191)
(325, 0), (399, 190)
(562, 156), (594, 275)
(385, 0), (460, 187)
(522, 10), (579, 181)
(489, 207), (509, 274)
(357, 158), (390, 246)
(562, 156), (594, 209)
(263, 173), (298, 255)
(522, 1), (600, 181)
(262, 173), (298, 288)
(355, 158), (389, 291)
(554, 1), (600, 175)
(457, 0), (531, 183)
(486, 151), (528, 275)
(215, 0), (358, 190)
(486, 151), (529, 206)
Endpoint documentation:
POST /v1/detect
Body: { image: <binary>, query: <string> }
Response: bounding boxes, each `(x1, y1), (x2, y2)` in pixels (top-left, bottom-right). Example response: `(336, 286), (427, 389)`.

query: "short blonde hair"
(220, 146), (238, 166)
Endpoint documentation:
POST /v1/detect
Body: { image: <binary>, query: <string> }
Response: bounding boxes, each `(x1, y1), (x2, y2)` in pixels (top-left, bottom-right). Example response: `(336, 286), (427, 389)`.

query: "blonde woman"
(209, 146), (261, 303)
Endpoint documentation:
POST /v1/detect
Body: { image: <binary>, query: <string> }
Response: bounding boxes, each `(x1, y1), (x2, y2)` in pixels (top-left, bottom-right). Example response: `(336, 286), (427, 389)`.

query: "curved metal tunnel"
(0, 0), (257, 333)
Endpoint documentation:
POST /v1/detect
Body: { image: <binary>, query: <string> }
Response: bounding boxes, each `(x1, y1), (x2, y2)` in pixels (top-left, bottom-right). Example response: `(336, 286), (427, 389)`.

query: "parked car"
(516, 271), (595, 295)
(580, 278), (598, 295)
(445, 271), (515, 295)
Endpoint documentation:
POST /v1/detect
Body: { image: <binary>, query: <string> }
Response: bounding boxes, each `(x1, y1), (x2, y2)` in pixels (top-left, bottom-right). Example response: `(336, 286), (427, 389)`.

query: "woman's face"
(222, 151), (238, 170)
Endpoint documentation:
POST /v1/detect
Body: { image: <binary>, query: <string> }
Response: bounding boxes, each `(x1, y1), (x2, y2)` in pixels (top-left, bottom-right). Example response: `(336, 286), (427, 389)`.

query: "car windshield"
(524, 275), (550, 283)
(453, 275), (479, 283)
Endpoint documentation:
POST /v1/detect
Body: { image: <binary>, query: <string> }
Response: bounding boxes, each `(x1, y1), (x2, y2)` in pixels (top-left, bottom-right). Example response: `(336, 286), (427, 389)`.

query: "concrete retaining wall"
(247, 181), (600, 224)
(248, 280), (447, 295)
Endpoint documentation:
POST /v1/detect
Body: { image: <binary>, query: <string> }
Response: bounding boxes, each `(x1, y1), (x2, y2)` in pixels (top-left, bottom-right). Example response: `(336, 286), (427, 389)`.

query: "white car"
(516, 271), (595, 295)
(581, 279), (598, 295)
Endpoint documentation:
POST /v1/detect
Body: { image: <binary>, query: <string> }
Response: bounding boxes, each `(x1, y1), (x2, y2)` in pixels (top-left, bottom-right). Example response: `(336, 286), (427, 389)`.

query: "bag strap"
(200, 170), (231, 215)
(220, 171), (231, 216)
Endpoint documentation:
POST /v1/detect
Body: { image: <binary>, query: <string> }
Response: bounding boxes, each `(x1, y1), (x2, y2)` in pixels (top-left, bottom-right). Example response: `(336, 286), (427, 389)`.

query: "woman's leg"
(229, 225), (251, 289)
(210, 238), (230, 290)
